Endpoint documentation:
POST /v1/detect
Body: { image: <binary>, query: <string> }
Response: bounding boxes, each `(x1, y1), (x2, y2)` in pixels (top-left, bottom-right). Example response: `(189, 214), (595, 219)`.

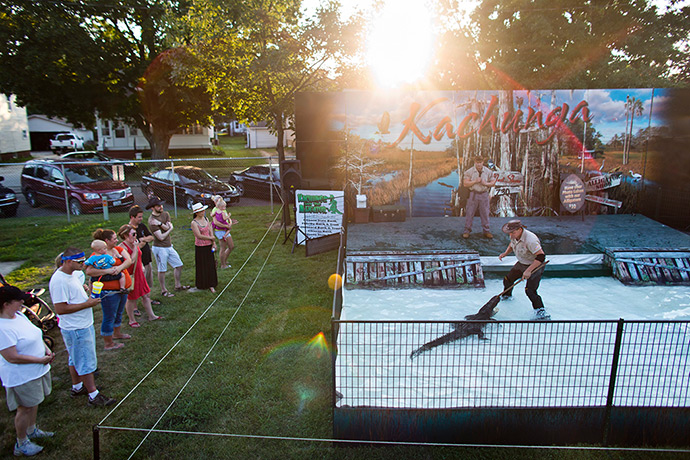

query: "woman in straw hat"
(190, 202), (217, 293)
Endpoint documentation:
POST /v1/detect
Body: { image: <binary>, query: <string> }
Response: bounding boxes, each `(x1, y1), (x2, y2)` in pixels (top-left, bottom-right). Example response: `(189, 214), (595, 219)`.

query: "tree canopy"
(464, 0), (689, 89)
(0, 0), (210, 158)
(185, 0), (358, 158)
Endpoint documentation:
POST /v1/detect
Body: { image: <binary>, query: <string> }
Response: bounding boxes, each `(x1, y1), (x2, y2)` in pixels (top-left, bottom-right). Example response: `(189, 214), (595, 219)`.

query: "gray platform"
(346, 214), (690, 278)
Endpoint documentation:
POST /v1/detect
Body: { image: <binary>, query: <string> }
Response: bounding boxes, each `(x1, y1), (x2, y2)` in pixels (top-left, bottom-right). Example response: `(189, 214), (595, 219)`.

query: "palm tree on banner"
(623, 96), (644, 165)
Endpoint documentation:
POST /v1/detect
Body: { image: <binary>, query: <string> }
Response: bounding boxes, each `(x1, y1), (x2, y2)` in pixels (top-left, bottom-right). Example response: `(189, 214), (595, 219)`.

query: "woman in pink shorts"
(211, 196), (235, 269)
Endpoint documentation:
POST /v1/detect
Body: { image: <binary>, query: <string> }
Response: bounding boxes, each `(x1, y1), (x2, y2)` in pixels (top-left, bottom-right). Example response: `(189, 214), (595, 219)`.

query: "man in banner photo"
(462, 156), (497, 239)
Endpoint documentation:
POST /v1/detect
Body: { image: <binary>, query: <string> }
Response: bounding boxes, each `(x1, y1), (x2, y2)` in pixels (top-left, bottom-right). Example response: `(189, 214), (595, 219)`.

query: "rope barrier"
(96, 425), (690, 454)
(98, 206), (283, 429)
(124, 219), (284, 459)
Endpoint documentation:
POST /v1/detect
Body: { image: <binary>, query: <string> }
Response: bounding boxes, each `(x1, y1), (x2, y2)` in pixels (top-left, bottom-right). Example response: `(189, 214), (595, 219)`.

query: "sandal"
(104, 343), (124, 351)
(161, 291), (175, 298)
(128, 321), (140, 328)
(151, 299), (161, 305)
(134, 309), (142, 316)
(174, 285), (191, 291)
(113, 334), (131, 340)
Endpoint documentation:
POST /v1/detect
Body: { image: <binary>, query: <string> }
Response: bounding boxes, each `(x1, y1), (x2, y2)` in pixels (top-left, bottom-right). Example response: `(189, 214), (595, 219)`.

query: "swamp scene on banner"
(296, 89), (690, 226)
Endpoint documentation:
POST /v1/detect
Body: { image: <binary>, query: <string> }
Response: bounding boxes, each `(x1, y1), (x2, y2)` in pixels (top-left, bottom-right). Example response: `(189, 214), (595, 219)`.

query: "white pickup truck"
(50, 133), (84, 154)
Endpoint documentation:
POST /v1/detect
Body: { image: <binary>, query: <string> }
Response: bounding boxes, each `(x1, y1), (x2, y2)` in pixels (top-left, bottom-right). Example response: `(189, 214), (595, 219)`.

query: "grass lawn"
(0, 208), (685, 459)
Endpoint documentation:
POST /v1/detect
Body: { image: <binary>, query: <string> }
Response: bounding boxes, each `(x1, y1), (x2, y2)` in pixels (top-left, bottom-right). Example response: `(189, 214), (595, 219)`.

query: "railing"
(332, 319), (690, 409)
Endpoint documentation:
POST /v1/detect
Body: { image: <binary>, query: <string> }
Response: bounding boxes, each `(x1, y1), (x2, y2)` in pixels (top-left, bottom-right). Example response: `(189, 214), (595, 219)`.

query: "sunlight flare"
(365, 0), (436, 88)
(307, 332), (329, 358)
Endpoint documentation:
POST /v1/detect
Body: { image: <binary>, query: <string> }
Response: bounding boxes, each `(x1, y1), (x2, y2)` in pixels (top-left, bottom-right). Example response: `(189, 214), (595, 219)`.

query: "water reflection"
(397, 170), (459, 217)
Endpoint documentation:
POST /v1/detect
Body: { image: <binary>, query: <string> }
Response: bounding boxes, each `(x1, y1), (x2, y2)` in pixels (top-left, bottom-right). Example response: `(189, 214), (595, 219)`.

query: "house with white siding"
(0, 94), (31, 160)
(96, 117), (213, 158)
(246, 122), (295, 149)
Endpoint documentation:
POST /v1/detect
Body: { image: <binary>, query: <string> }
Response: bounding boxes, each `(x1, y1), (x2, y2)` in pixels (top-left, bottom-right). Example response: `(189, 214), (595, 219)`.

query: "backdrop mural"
(295, 89), (690, 228)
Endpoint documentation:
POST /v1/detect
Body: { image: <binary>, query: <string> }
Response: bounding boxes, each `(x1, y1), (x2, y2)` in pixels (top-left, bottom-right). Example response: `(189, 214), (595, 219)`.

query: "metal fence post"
(92, 425), (100, 460)
(101, 195), (109, 221)
(331, 318), (337, 408)
(61, 163), (71, 223)
(603, 318), (625, 445)
(171, 159), (177, 218)
(269, 156), (275, 213)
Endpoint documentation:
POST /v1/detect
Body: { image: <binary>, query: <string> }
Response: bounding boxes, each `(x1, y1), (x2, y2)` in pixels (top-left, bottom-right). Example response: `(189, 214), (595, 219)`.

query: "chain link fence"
(0, 156), (284, 220)
(333, 319), (690, 409)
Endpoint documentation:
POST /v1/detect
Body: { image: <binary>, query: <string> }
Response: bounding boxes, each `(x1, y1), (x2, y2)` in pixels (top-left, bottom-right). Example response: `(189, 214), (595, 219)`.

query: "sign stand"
(283, 205), (309, 254)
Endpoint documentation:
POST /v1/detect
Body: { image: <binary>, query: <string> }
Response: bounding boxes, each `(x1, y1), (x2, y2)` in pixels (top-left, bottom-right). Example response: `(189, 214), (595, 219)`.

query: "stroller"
(0, 272), (58, 350)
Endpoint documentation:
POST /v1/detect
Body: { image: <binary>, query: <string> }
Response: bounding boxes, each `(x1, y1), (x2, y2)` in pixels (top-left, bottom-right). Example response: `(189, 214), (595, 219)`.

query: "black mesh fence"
(333, 319), (690, 409)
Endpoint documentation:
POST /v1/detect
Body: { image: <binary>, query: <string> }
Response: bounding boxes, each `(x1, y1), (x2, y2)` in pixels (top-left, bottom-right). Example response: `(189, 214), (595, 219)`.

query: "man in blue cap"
(49, 247), (117, 407)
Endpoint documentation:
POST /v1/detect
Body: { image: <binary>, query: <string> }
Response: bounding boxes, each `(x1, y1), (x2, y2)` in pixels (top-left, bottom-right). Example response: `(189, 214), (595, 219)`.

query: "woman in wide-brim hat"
(190, 202), (217, 293)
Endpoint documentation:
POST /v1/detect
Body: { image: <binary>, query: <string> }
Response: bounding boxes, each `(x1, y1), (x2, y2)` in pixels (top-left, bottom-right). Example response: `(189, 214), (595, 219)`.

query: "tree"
(622, 96), (644, 164)
(466, 0), (689, 89)
(0, 0), (209, 159)
(334, 137), (383, 196)
(185, 0), (358, 224)
(137, 48), (212, 159)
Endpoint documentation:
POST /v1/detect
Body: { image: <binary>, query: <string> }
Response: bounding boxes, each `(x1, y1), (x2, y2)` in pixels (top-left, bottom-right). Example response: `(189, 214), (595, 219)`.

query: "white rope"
(98, 206), (283, 427)
(96, 425), (690, 454)
(124, 215), (284, 459)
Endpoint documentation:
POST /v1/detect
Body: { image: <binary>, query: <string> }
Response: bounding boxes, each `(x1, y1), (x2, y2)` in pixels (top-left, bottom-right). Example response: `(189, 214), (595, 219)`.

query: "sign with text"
(295, 190), (345, 245)
(585, 173), (622, 192)
(585, 194), (623, 208)
(560, 174), (586, 212)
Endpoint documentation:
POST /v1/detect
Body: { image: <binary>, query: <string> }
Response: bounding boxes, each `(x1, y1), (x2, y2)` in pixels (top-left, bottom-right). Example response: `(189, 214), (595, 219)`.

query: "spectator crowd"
(0, 195), (234, 456)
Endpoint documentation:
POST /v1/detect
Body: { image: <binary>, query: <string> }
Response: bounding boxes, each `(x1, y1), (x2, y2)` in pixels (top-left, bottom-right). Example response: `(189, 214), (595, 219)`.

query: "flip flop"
(161, 291), (175, 298)
(174, 285), (191, 291)
(134, 309), (142, 316)
(104, 343), (124, 351)
(148, 315), (163, 321)
(114, 334), (132, 340)
(128, 321), (140, 328)
(151, 299), (161, 305)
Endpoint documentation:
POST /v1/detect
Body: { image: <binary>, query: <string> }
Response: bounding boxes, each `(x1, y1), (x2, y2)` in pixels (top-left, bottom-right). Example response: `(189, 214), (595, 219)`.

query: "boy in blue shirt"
(85, 240), (126, 292)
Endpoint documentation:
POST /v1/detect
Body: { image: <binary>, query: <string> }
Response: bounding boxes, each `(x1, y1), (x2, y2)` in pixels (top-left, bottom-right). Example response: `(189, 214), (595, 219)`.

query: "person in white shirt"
(49, 247), (117, 407)
(0, 285), (55, 456)
(498, 220), (550, 320)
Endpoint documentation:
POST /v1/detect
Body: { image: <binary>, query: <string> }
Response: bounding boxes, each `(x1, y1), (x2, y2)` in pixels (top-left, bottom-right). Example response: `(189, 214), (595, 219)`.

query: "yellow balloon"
(328, 273), (343, 290)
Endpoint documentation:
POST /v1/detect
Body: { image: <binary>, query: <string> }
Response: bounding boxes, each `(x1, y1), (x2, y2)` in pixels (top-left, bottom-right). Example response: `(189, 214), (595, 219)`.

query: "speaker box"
(295, 92), (345, 185)
(280, 160), (302, 202)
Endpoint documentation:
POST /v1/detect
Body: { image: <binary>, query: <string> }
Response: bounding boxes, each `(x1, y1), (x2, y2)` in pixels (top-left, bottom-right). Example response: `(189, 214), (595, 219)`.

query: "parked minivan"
(21, 159), (134, 215)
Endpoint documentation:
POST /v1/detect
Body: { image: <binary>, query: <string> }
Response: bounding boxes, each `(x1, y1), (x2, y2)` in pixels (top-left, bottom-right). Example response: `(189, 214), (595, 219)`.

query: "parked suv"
(50, 133), (85, 154)
(0, 176), (19, 217)
(21, 159), (134, 215)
